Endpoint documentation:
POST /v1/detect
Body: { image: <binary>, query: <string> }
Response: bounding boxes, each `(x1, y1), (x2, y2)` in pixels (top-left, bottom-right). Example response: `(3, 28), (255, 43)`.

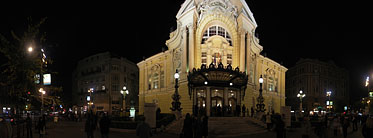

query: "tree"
(0, 17), (59, 112)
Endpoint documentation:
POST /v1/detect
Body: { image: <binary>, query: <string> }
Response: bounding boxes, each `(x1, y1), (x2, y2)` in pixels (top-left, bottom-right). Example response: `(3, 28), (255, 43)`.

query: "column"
(188, 25), (195, 69)
(240, 32), (245, 70)
(224, 87), (229, 107)
(206, 87), (211, 117)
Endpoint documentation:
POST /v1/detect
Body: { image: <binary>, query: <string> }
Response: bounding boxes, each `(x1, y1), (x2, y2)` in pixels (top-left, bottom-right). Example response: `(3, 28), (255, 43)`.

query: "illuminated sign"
(43, 74), (51, 85)
(326, 101), (330, 105)
(330, 101), (333, 105)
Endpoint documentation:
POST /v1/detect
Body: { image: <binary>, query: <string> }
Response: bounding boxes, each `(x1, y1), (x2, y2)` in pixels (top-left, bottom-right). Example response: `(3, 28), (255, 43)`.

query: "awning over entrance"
(187, 63), (248, 100)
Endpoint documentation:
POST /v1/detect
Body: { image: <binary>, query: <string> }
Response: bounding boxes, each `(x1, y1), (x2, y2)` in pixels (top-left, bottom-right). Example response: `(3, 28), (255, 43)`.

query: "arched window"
(201, 25), (232, 46)
(153, 73), (159, 89)
(200, 25), (234, 66)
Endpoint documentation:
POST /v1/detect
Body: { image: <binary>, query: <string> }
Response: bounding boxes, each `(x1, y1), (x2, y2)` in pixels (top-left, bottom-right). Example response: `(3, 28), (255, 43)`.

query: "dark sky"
(1, 1), (372, 103)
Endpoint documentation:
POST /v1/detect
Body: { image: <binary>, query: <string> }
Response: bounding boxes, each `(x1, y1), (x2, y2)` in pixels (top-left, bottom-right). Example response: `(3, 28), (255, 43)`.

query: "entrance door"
(211, 96), (223, 116)
(228, 98), (237, 116)
(197, 97), (206, 115)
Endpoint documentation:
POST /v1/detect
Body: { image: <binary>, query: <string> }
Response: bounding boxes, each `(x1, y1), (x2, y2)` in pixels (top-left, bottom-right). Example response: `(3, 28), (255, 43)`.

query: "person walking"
(352, 114), (358, 131)
(99, 113), (111, 138)
(242, 104), (246, 117)
(136, 117), (152, 138)
(266, 112), (272, 131)
(201, 114), (208, 138)
(85, 114), (96, 138)
(342, 117), (350, 138)
(332, 116), (340, 137)
(26, 113), (33, 138)
(362, 117), (373, 138)
(251, 107), (254, 117)
(275, 115), (285, 138)
(37, 116), (46, 138)
(181, 113), (193, 138)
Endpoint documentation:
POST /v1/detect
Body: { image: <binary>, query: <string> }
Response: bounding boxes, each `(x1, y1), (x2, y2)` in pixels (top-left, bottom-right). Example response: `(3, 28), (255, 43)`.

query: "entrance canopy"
(187, 63), (248, 100)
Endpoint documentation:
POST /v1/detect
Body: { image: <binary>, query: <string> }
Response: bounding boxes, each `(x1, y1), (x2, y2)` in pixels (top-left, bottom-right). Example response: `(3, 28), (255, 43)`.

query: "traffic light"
(27, 91), (31, 95)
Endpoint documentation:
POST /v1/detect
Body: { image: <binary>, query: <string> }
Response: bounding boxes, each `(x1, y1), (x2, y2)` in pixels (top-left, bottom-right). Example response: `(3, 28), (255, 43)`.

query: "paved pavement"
(27, 119), (178, 138)
(12, 118), (367, 138)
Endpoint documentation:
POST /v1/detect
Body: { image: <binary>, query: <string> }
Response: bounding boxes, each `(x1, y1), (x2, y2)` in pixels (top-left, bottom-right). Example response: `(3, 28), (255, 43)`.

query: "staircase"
(164, 116), (184, 135)
(208, 117), (267, 137)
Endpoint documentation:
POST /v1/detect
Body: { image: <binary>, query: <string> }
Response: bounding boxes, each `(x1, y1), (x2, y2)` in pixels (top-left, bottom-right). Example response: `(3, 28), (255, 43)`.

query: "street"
(10, 118), (366, 138)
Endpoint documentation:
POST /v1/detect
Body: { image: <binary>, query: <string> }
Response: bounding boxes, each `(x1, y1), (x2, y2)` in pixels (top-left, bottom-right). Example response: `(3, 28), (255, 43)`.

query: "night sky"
(1, 1), (372, 103)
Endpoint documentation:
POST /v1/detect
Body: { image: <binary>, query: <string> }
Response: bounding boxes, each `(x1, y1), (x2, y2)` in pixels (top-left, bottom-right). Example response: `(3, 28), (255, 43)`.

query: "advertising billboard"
(43, 74), (51, 85)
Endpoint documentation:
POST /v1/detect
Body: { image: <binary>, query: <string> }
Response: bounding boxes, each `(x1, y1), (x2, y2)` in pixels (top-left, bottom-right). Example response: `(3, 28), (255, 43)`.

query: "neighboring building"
(286, 59), (349, 113)
(137, 0), (287, 116)
(72, 52), (138, 115)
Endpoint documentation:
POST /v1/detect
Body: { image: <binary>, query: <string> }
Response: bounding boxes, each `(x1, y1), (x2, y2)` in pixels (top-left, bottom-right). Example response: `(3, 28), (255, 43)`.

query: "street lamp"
(28, 46), (33, 52)
(171, 70), (182, 111)
(326, 91), (332, 113)
(297, 90), (306, 114)
(39, 88), (46, 114)
(88, 88), (94, 111)
(121, 86), (129, 116)
(256, 75), (266, 112)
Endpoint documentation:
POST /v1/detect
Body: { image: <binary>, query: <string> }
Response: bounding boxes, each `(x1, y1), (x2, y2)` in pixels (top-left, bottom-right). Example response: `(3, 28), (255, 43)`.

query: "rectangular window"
(112, 84), (119, 91)
(202, 59), (207, 64)
(160, 71), (165, 88)
(227, 54), (232, 65)
(218, 26), (225, 36)
(209, 26), (216, 36)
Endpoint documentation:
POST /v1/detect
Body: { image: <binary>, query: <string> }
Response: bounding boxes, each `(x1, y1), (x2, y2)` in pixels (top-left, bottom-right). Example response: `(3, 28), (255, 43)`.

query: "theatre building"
(137, 0), (287, 116)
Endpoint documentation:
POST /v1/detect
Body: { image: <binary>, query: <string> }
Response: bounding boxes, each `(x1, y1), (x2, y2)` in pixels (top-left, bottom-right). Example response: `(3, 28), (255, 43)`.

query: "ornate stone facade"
(137, 0), (287, 115)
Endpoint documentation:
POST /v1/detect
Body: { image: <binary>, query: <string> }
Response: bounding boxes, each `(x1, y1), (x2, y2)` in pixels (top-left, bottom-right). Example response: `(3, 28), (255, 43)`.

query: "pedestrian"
(181, 113), (193, 138)
(37, 117), (46, 138)
(201, 114), (208, 138)
(275, 115), (285, 138)
(362, 117), (373, 138)
(194, 115), (203, 138)
(352, 114), (358, 131)
(302, 115), (311, 138)
(26, 113), (33, 138)
(85, 114), (96, 138)
(136, 117), (152, 138)
(242, 104), (246, 117)
(332, 116), (340, 137)
(99, 113), (111, 138)
(0, 117), (12, 138)
(251, 107), (254, 117)
(266, 112), (272, 131)
(342, 117), (350, 138)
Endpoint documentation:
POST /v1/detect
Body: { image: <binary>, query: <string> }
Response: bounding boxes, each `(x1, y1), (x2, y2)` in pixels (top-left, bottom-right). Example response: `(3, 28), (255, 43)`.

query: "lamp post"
(256, 75), (266, 113)
(121, 86), (129, 116)
(326, 91), (332, 113)
(39, 88), (45, 114)
(297, 90), (306, 115)
(28, 45), (48, 115)
(170, 70), (182, 111)
(88, 88), (94, 111)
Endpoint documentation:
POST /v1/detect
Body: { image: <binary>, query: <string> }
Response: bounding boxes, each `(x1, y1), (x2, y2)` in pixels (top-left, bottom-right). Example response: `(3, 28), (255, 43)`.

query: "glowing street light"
(28, 46), (33, 52)
(297, 90), (306, 114)
(366, 77), (369, 87)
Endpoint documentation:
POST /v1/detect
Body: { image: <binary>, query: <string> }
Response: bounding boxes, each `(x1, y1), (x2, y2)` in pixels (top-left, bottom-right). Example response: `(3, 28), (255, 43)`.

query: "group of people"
(85, 111), (111, 138)
(181, 113), (208, 138)
(299, 113), (373, 138)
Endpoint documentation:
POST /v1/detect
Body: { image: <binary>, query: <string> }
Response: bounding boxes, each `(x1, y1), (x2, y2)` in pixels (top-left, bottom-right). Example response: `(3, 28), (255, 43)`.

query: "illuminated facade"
(138, 0), (287, 116)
